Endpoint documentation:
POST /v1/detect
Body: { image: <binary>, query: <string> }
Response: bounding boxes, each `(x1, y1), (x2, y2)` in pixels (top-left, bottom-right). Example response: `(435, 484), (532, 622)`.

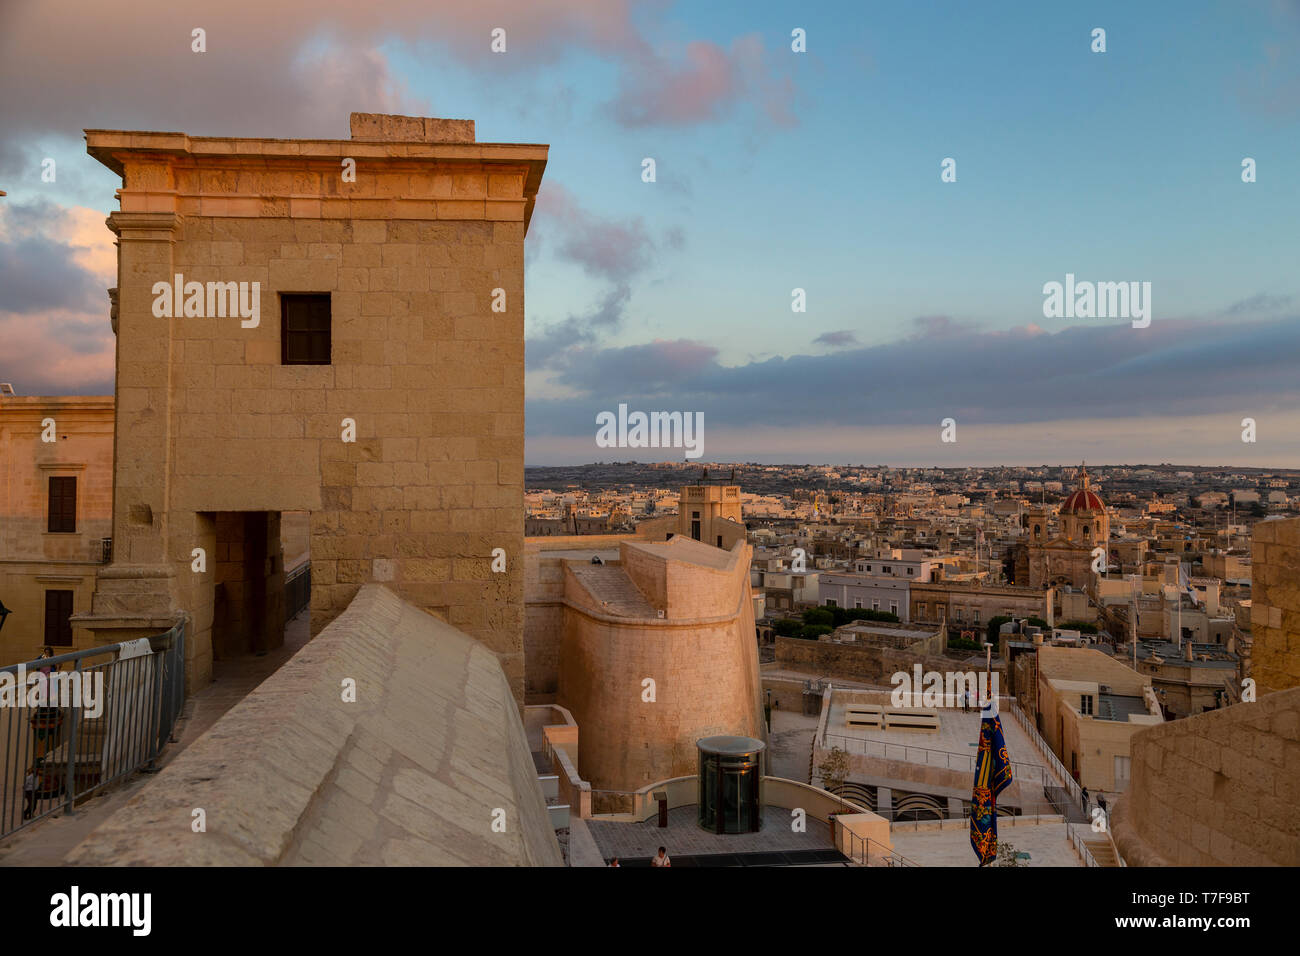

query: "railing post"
(63, 656), (83, 817)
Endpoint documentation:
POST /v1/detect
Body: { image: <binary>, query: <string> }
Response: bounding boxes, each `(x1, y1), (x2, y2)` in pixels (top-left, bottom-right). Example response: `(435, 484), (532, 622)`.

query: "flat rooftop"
(1097, 693), (1149, 721)
(823, 691), (1055, 778)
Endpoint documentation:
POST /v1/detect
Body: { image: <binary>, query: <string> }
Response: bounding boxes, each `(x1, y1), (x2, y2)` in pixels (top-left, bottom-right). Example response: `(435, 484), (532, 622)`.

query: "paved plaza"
(587, 804), (837, 862)
(890, 821), (1082, 867)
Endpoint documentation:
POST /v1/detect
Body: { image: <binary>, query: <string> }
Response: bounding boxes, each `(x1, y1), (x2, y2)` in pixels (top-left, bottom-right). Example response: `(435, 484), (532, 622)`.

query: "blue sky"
(1, 0), (1297, 465)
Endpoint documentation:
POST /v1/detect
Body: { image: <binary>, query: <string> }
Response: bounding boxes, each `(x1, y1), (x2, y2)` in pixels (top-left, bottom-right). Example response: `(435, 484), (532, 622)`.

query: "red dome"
(1061, 489), (1104, 513)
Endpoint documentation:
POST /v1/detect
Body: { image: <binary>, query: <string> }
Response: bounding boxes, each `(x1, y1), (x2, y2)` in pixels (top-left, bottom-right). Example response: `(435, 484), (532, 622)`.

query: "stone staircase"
(568, 565), (658, 617)
(1082, 834), (1120, 866)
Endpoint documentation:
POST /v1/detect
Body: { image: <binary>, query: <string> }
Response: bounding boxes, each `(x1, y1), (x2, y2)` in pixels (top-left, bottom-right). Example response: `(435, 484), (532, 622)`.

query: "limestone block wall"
(0, 397), (115, 564)
(774, 635), (1007, 689)
(1251, 517), (1300, 695)
(0, 397), (114, 662)
(556, 546), (763, 791)
(1113, 686), (1300, 866)
(524, 535), (650, 704)
(65, 585), (562, 866)
(159, 214), (525, 692)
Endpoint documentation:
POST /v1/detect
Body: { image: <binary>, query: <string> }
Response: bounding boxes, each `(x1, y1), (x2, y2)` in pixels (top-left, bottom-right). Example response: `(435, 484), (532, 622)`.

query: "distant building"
(817, 548), (945, 621)
(0, 395), (114, 664)
(1131, 639), (1239, 718)
(525, 498), (612, 536)
(909, 580), (1048, 632)
(1017, 463), (1111, 590)
(637, 479), (746, 549)
(1034, 645), (1164, 792)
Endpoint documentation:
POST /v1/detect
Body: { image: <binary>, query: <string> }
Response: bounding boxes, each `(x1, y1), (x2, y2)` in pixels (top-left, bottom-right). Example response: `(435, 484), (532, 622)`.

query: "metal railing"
(285, 561), (311, 620)
(1003, 699), (1083, 808)
(1066, 821), (1101, 867)
(821, 731), (1056, 789)
(836, 823), (920, 867)
(0, 621), (186, 840)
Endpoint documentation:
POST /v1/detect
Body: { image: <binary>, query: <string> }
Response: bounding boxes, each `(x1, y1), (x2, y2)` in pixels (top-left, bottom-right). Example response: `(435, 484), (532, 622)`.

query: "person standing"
(651, 846), (671, 867)
(1081, 786), (1090, 814)
(22, 766), (39, 820)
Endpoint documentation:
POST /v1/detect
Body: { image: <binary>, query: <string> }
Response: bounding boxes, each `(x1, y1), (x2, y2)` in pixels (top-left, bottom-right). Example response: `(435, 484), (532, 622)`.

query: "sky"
(1, 0), (1298, 466)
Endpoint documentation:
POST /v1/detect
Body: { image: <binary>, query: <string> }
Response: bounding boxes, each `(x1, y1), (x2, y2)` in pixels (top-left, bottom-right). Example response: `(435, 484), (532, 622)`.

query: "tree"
(817, 747), (849, 795)
(843, 607), (900, 624)
(986, 615), (1013, 644)
(773, 618), (802, 638)
(798, 624), (833, 641)
(802, 607), (834, 627)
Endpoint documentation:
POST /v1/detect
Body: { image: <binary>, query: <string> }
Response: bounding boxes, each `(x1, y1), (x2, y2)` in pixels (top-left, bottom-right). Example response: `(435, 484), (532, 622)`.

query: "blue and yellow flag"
(969, 709), (1013, 866)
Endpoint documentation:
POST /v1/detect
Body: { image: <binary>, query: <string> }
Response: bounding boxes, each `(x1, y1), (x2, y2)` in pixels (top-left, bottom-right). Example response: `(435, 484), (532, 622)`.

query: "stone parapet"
(65, 585), (563, 866)
(1113, 685), (1300, 866)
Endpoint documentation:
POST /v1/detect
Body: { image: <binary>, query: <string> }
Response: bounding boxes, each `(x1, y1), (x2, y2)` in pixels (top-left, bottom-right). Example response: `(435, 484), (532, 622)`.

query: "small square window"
(281, 294), (332, 365)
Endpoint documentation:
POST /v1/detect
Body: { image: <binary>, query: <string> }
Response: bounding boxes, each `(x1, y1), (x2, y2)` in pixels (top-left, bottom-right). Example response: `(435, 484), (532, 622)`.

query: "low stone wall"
(65, 585), (563, 866)
(776, 635), (1007, 688)
(1113, 686), (1300, 866)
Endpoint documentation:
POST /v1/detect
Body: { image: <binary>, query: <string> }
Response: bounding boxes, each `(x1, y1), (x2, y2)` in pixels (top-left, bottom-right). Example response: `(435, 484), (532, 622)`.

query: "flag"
(969, 708), (1013, 866)
(1178, 564), (1199, 605)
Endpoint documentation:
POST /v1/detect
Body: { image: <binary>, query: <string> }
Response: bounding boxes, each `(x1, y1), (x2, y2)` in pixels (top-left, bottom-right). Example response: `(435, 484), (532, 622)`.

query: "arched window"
(1033, 524), (1041, 538)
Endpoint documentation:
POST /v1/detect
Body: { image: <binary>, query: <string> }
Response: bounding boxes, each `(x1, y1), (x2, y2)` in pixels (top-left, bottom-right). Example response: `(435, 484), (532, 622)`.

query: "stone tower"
(74, 113), (547, 709)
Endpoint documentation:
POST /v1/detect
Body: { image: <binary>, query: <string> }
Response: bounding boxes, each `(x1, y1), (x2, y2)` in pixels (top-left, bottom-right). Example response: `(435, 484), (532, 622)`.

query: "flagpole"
(984, 641), (993, 711)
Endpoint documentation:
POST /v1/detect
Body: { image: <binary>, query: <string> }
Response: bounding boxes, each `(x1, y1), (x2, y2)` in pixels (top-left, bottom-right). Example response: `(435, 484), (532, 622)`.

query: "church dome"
(1060, 463), (1104, 513)
(1061, 488), (1104, 513)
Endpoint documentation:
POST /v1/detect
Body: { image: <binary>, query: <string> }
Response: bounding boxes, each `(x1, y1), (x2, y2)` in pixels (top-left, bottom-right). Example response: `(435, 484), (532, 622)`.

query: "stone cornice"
(106, 210), (184, 240)
(86, 129), (549, 230)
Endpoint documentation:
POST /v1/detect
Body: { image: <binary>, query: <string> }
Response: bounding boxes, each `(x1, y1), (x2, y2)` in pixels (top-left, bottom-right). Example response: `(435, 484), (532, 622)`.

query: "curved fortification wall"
(557, 537), (764, 792)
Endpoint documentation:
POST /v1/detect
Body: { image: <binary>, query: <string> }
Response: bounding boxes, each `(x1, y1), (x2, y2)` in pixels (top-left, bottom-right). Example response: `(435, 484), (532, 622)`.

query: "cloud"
(610, 33), (797, 128)
(0, 0), (796, 168)
(527, 181), (682, 370)
(1222, 292), (1293, 316)
(526, 284), (632, 367)
(525, 314), (1300, 438)
(907, 314), (980, 339)
(531, 183), (655, 283)
(0, 198), (116, 393)
(545, 338), (719, 396)
(813, 330), (858, 348)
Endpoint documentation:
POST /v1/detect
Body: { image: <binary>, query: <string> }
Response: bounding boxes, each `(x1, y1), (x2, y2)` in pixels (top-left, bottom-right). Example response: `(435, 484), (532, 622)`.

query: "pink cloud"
(611, 33), (797, 128)
(0, 199), (115, 394)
